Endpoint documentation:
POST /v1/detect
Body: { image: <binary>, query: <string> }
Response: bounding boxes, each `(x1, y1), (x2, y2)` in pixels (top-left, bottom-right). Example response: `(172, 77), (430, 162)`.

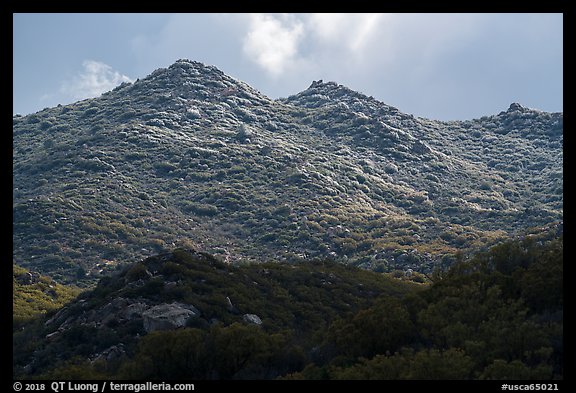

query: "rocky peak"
(283, 79), (405, 129)
(285, 79), (372, 109)
(491, 102), (563, 139)
(507, 102), (526, 112)
(171, 58), (224, 74)
(135, 59), (271, 105)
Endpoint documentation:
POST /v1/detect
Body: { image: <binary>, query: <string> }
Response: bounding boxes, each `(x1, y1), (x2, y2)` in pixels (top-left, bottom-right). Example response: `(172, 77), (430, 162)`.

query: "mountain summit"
(13, 60), (562, 282)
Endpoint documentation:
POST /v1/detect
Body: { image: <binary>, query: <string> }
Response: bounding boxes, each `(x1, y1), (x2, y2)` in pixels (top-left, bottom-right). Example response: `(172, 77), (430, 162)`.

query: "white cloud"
(60, 60), (133, 101)
(240, 14), (388, 77)
(242, 14), (305, 77)
(307, 13), (385, 52)
(307, 13), (347, 41)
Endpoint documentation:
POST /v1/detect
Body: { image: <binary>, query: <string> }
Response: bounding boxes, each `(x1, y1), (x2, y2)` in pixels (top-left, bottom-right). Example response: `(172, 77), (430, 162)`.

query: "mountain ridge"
(13, 59), (562, 283)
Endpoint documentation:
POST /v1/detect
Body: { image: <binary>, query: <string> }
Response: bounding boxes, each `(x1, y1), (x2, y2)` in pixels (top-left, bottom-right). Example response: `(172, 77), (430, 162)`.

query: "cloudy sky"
(13, 13), (562, 120)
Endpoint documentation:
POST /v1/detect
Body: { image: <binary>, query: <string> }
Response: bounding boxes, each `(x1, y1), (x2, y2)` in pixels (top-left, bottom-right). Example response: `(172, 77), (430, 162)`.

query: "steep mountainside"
(12, 59), (563, 282)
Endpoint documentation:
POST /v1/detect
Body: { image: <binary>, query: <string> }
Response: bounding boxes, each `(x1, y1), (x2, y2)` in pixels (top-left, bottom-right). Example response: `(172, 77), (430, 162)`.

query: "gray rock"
(142, 302), (200, 333)
(91, 344), (126, 364)
(120, 302), (149, 320)
(45, 330), (61, 340)
(45, 307), (69, 327)
(226, 296), (240, 314)
(242, 313), (262, 326)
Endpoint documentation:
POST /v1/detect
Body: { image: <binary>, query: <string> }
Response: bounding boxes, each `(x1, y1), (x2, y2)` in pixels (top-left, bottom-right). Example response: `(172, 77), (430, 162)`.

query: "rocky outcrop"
(507, 102), (526, 112)
(44, 294), (204, 344)
(15, 271), (41, 285)
(142, 302), (200, 333)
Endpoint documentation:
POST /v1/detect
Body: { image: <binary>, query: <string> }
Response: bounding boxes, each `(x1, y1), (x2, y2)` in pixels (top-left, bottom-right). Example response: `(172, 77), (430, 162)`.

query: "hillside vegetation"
(13, 264), (81, 329)
(13, 228), (562, 380)
(13, 60), (562, 283)
(13, 59), (563, 380)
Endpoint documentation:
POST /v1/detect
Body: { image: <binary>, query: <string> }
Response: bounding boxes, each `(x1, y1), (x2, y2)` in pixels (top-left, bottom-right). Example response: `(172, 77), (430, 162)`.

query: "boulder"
(142, 302), (200, 333)
(242, 313), (262, 326)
